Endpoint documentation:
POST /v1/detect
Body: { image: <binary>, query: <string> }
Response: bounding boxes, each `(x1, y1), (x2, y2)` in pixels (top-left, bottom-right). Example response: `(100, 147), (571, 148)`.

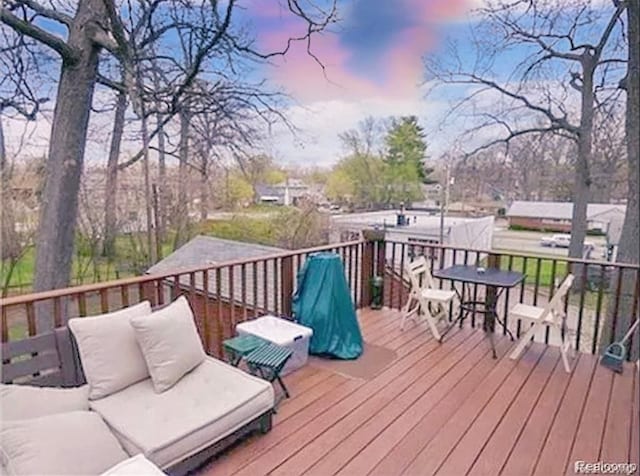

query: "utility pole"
(439, 165), (452, 244)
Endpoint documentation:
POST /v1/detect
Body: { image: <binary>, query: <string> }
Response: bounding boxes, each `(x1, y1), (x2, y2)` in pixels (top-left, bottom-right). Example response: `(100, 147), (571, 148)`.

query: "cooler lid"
(236, 315), (313, 345)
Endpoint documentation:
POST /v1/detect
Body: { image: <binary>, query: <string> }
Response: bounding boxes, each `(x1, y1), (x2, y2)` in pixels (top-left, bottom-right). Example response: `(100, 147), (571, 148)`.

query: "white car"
(540, 234), (595, 251)
(540, 234), (571, 248)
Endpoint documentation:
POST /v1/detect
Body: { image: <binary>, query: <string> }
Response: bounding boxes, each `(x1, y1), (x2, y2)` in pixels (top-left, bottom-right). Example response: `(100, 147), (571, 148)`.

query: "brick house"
(506, 201), (626, 232)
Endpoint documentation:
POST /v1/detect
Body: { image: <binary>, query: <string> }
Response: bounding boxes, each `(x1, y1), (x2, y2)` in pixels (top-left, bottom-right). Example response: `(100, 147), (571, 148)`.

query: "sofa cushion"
(69, 301), (152, 400)
(101, 454), (165, 476)
(0, 384), (89, 421)
(130, 297), (206, 393)
(90, 357), (274, 468)
(0, 411), (128, 476)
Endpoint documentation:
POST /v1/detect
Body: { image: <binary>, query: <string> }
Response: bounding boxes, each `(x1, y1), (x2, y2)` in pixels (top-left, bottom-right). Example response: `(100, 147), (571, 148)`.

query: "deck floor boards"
(200, 308), (638, 476)
(466, 347), (560, 476)
(345, 338), (513, 476)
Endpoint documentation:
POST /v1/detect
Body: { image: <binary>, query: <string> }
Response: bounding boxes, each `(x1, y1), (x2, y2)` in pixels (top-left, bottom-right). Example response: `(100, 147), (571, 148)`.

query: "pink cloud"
(261, 32), (382, 102)
(252, 0), (475, 102)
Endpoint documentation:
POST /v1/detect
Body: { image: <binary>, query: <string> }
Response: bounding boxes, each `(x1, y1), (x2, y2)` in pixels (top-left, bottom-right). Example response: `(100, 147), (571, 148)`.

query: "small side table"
(223, 335), (269, 367)
(245, 343), (293, 404)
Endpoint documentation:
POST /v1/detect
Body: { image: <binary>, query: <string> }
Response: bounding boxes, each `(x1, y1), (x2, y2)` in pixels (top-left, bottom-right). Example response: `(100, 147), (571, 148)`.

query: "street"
(492, 223), (608, 259)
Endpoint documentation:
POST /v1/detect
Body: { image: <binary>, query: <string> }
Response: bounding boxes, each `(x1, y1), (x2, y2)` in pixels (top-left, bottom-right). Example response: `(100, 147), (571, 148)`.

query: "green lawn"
(498, 255), (569, 289)
(496, 254), (606, 310)
(1, 246), (131, 294)
(198, 216), (278, 247)
(1, 216), (280, 294)
(1, 235), (177, 294)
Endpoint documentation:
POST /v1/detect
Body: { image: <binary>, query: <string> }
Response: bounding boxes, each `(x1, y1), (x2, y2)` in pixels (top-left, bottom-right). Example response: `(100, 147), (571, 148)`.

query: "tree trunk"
(152, 59), (168, 243)
(200, 157), (209, 221)
(0, 114), (5, 171)
(173, 108), (190, 250)
(141, 112), (156, 265)
(599, 1), (640, 358)
(33, 0), (105, 305)
(156, 116), (167, 241)
(0, 114), (13, 266)
(102, 91), (127, 258)
(568, 60), (594, 261)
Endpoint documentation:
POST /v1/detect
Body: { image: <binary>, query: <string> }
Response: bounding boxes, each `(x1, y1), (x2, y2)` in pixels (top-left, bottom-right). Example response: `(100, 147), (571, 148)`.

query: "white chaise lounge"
(90, 357), (274, 470)
(0, 296), (275, 476)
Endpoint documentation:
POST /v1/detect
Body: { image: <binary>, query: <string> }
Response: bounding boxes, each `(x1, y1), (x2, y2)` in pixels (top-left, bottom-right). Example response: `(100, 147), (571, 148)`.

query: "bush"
(508, 224), (538, 231)
(199, 217), (277, 247)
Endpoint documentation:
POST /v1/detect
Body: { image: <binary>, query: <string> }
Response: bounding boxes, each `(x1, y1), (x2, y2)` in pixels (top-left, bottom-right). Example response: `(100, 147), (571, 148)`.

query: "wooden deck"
(200, 308), (639, 476)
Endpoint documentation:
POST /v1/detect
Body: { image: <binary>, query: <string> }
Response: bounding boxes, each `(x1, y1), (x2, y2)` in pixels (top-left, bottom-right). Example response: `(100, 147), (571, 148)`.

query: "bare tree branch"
(11, 0), (73, 26)
(463, 125), (564, 158)
(0, 8), (78, 61)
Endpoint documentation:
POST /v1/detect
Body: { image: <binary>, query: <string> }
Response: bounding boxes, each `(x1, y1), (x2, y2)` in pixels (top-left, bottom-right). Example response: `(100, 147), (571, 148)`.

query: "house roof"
(255, 184), (283, 200)
(506, 201), (626, 220)
(256, 181), (309, 200)
(273, 179), (308, 189)
(148, 236), (284, 310)
(606, 214), (625, 245)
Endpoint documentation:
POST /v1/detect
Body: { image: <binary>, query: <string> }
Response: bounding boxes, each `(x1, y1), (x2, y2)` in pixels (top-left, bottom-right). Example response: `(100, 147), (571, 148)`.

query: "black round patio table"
(432, 265), (525, 358)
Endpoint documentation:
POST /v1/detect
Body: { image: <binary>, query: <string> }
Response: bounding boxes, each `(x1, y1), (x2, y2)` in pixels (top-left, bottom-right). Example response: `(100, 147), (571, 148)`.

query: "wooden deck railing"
(2, 234), (638, 386)
(0, 240), (368, 364)
(380, 240), (640, 358)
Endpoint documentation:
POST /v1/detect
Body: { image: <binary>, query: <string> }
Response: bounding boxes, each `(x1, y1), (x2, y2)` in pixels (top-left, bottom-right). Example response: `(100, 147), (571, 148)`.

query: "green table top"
(245, 343), (293, 368)
(223, 334), (269, 355)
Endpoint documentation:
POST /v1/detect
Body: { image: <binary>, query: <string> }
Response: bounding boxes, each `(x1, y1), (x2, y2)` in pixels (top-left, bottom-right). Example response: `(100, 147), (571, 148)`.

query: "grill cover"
(292, 252), (363, 359)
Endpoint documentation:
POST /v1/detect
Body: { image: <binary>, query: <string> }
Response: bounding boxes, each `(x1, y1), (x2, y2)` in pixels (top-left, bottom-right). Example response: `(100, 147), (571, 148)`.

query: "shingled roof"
(148, 236), (284, 311)
(506, 201), (626, 220)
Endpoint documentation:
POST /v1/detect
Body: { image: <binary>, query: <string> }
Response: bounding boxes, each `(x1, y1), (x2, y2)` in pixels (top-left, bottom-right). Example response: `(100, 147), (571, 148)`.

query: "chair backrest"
(405, 256), (437, 292)
(541, 274), (575, 326)
(1, 327), (86, 388)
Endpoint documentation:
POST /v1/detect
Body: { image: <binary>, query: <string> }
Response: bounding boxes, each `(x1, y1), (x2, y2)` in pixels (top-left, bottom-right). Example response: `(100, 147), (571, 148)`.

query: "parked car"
(540, 234), (571, 247)
(540, 234), (595, 250)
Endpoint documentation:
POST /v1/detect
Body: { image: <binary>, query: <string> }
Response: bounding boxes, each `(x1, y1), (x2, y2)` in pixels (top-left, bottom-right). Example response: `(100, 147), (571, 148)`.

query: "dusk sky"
(242, 0), (478, 166)
(2, 0), (480, 168)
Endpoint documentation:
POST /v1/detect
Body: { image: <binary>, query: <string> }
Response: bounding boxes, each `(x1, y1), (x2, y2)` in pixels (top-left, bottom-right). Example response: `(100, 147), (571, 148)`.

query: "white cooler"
(236, 315), (313, 375)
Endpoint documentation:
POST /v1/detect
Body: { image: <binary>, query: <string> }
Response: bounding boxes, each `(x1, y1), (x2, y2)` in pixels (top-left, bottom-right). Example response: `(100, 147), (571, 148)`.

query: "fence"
(2, 235), (638, 386)
(1, 240), (367, 375)
(380, 239), (640, 357)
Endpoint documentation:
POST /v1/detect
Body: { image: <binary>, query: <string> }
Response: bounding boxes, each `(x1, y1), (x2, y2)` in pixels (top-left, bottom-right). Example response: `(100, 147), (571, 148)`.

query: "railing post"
(486, 253), (501, 334)
(361, 230), (385, 308)
(360, 238), (374, 308)
(281, 256), (294, 317)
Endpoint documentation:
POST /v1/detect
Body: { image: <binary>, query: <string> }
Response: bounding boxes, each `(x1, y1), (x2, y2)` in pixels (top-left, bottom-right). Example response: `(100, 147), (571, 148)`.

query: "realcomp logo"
(574, 461), (638, 475)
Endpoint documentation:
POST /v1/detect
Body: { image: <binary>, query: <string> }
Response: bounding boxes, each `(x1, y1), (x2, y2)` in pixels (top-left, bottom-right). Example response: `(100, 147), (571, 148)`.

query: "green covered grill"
(292, 252), (363, 359)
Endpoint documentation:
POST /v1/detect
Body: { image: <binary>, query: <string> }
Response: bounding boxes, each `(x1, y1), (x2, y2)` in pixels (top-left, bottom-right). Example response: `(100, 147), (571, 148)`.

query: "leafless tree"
(427, 0), (627, 259)
(0, 156), (41, 296)
(451, 129), (590, 204)
(273, 199), (329, 249)
(0, 0), (337, 299)
(102, 90), (127, 258)
(590, 105), (627, 203)
(600, 0), (639, 357)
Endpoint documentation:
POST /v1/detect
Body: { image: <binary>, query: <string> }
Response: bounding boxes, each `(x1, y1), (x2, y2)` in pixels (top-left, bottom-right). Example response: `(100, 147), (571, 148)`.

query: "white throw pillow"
(129, 296), (206, 393)
(100, 454), (165, 476)
(0, 384), (89, 421)
(0, 411), (128, 476)
(68, 301), (152, 400)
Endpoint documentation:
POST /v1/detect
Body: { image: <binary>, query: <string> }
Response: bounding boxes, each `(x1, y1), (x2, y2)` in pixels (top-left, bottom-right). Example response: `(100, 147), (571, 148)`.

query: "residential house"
(256, 179), (310, 206)
(506, 201), (626, 233)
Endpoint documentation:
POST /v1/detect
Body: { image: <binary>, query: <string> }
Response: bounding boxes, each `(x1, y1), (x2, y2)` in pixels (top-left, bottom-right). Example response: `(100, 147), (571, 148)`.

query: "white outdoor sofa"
(0, 297), (275, 475)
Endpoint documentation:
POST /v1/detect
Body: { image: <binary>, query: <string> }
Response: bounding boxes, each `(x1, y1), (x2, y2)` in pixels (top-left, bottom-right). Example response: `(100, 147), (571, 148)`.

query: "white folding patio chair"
(509, 274), (575, 372)
(401, 256), (457, 341)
